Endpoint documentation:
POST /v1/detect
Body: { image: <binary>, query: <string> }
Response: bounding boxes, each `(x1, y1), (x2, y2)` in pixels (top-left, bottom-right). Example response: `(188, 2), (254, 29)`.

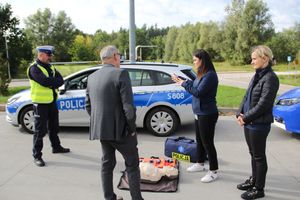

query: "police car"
(6, 62), (196, 137)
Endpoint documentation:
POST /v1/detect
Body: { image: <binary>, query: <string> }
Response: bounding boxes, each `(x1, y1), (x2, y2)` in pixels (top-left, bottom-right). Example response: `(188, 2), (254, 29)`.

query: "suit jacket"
(85, 64), (136, 141)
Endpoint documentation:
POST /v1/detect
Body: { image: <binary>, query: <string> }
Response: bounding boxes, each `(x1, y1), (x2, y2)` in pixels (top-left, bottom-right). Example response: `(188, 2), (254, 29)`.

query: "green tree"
(24, 8), (53, 45)
(221, 0), (244, 63)
(112, 28), (129, 58)
(164, 27), (178, 61)
(171, 27), (184, 61)
(150, 35), (165, 61)
(0, 53), (9, 95)
(177, 23), (199, 62)
(268, 24), (300, 62)
(69, 35), (96, 61)
(51, 11), (76, 61)
(0, 3), (32, 80)
(93, 29), (112, 59)
(24, 8), (76, 61)
(222, 0), (274, 64)
(197, 22), (223, 60)
(235, 0), (274, 63)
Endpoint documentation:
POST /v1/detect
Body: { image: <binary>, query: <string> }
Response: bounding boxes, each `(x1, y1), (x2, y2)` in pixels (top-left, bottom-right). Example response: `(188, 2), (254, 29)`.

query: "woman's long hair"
(193, 49), (215, 78)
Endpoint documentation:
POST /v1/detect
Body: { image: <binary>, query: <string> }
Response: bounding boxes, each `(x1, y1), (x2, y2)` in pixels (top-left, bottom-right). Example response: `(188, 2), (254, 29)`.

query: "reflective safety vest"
(27, 62), (58, 103)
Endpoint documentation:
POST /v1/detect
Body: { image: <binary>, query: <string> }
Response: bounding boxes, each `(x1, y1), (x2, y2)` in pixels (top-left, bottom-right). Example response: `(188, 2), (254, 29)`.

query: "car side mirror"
(59, 84), (66, 95)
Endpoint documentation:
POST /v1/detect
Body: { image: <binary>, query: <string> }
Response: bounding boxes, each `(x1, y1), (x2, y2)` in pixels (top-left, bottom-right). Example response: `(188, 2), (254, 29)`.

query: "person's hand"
(171, 74), (185, 85)
(131, 131), (137, 136)
(237, 114), (245, 126)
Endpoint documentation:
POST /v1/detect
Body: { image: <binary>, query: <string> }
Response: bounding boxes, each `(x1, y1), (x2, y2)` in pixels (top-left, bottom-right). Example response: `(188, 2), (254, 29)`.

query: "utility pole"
(4, 32), (11, 81)
(129, 0), (136, 63)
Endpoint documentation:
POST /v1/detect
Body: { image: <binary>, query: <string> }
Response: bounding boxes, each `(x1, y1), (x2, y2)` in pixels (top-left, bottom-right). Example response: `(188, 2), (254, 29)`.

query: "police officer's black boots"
(52, 146), (70, 153)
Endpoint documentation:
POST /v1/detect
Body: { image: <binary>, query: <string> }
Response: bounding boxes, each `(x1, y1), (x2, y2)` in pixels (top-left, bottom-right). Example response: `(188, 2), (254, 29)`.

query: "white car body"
(6, 62), (195, 136)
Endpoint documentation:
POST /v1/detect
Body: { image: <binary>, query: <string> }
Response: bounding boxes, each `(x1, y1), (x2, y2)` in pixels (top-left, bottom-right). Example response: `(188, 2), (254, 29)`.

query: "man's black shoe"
(241, 187), (265, 199)
(34, 158), (45, 167)
(52, 146), (70, 153)
(237, 177), (255, 190)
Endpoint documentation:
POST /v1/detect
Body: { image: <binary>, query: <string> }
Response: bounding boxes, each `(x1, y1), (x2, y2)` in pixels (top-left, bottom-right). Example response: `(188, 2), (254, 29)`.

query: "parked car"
(6, 62), (196, 137)
(273, 87), (300, 135)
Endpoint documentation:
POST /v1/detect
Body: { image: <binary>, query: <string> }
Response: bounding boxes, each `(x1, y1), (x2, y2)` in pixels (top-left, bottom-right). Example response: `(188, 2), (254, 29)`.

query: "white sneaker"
(186, 163), (205, 172)
(201, 171), (218, 183)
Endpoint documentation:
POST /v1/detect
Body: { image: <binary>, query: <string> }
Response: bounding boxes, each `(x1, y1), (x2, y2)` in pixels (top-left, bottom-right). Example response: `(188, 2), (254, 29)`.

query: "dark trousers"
(32, 102), (61, 159)
(100, 134), (143, 200)
(195, 113), (219, 170)
(244, 127), (269, 189)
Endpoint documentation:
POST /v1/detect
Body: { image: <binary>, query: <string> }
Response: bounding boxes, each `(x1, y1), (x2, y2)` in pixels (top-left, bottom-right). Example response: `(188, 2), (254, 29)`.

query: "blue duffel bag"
(164, 137), (197, 163)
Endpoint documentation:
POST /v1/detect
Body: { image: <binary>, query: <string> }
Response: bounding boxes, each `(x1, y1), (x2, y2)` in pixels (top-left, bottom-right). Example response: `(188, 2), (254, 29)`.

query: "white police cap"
(36, 45), (55, 55)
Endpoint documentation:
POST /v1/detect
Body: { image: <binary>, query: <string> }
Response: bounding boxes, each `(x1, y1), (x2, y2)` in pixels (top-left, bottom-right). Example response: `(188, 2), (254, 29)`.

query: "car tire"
(19, 106), (35, 134)
(145, 107), (179, 137)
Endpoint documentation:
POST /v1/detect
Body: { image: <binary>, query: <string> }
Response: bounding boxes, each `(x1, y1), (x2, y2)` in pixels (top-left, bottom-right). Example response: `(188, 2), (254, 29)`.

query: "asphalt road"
(1, 113), (299, 200)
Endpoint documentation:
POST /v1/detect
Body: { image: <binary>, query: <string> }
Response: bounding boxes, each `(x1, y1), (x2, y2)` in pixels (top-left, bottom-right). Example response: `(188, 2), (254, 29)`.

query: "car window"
(142, 70), (173, 86)
(66, 71), (95, 90)
(155, 71), (173, 85)
(127, 69), (142, 86)
(126, 68), (173, 86)
(141, 70), (154, 86)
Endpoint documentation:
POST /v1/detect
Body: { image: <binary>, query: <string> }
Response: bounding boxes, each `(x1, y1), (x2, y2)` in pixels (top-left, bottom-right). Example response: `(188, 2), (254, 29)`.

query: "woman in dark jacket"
(172, 49), (219, 183)
(236, 45), (279, 199)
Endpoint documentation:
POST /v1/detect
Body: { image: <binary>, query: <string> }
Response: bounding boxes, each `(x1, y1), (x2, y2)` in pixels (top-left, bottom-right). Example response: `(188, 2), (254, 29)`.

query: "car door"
(57, 70), (95, 126)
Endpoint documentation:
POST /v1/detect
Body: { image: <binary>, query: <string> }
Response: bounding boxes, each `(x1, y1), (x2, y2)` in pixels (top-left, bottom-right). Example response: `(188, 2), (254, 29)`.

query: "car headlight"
(277, 98), (300, 106)
(7, 96), (21, 105)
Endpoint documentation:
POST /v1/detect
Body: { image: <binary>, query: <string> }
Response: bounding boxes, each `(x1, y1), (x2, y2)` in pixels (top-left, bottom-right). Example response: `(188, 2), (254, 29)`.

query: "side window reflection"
(128, 69), (142, 86)
(126, 68), (173, 86)
(66, 72), (91, 90)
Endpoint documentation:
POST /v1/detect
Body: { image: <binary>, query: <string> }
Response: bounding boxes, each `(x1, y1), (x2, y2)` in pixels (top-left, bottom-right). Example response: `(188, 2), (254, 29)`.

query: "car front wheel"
(145, 107), (179, 137)
(19, 106), (35, 134)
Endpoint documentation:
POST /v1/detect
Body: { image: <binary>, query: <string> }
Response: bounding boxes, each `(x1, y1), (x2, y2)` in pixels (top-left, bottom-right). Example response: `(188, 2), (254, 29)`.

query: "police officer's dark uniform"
(27, 45), (70, 167)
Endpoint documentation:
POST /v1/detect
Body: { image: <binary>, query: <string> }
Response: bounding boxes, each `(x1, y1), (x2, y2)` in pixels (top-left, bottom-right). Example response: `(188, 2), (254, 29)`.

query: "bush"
(17, 59), (32, 78)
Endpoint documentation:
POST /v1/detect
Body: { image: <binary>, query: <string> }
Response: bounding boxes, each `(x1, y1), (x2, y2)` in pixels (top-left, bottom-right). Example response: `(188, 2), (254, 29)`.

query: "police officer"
(27, 45), (70, 167)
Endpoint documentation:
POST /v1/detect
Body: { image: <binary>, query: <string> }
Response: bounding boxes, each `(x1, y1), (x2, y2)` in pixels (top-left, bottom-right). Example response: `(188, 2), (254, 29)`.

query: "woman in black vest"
(236, 45), (279, 199)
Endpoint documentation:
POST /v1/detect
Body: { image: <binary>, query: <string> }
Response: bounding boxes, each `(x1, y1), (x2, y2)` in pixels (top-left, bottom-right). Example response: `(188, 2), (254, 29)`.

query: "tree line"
(1, 0), (300, 82)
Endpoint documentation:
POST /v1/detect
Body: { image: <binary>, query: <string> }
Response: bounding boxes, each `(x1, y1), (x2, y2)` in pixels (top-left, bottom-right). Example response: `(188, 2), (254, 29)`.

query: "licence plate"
(172, 152), (190, 162)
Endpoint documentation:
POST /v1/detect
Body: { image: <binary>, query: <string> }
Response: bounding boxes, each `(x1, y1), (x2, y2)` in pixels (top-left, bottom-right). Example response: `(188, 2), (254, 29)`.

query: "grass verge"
(217, 85), (245, 108)
(0, 86), (30, 103)
(278, 74), (300, 86)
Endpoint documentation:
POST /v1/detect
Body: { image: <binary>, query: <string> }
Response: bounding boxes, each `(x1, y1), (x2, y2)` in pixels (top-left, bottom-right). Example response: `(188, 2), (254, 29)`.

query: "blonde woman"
(236, 45), (279, 199)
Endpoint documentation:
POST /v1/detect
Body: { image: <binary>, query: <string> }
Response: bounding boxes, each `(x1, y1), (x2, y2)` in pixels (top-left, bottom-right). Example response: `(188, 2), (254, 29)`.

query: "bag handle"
(174, 137), (195, 143)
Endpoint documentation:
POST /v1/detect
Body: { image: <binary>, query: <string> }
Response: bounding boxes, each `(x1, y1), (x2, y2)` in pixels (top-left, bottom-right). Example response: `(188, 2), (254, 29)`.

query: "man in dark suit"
(85, 45), (143, 200)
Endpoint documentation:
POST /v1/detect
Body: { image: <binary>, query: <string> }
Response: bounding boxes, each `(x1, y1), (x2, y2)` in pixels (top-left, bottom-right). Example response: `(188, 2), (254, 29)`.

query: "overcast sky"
(3, 0), (300, 34)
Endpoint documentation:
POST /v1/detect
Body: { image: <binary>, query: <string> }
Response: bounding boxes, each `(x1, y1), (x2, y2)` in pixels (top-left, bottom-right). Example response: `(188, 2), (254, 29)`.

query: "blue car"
(273, 87), (300, 134)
